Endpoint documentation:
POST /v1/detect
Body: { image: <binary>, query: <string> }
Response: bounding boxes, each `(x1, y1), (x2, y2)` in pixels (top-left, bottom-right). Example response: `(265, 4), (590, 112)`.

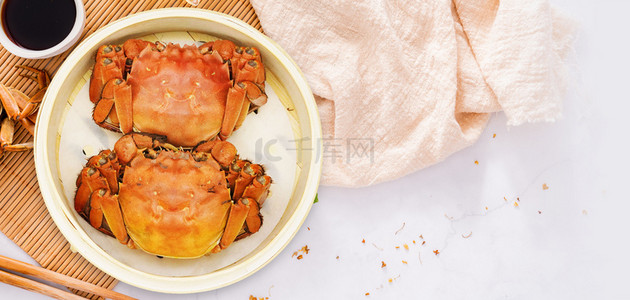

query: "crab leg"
(7, 88), (36, 123)
(74, 167), (109, 216)
(242, 174), (272, 206)
(18, 118), (35, 136)
(0, 118), (14, 150)
(95, 190), (130, 245)
(0, 117), (32, 153)
(16, 65), (50, 89)
(0, 84), (21, 120)
(220, 83), (247, 140)
(242, 197), (262, 234)
(114, 81), (133, 134)
(17, 87), (46, 121)
(2, 142), (33, 152)
(90, 45), (125, 104)
(233, 163), (264, 200)
(217, 198), (250, 251)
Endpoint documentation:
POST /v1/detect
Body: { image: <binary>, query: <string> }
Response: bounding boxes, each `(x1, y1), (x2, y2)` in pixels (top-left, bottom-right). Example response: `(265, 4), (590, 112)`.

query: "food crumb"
(365, 292), (370, 296)
(538, 210), (542, 214)
(493, 133), (496, 138)
(419, 234), (424, 239)
(514, 202), (519, 208)
(474, 160), (479, 165)
(542, 183), (549, 190)
(403, 244), (409, 250)
(462, 232), (473, 239)
(413, 240), (416, 244)
(293, 245), (310, 259)
(395, 222), (406, 235)
(421, 241), (426, 246)
(503, 197), (508, 202)
(307, 227), (310, 231)
(388, 278), (393, 283)
(582, 209), (588, 215)
(395, 246), (400, 249)
(402, 260), (408, 265)
(362, 239), (365, 244)
(433, 249), (440, 256)
(485, 206), (488, 210)
(381, 261), (387, 268)
(249, 296), (268, 300)
(336, 256), (340, 260)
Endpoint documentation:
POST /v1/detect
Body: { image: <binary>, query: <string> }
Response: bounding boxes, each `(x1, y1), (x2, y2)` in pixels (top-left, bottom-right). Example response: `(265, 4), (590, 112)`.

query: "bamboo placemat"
(0, 1), (262, 298)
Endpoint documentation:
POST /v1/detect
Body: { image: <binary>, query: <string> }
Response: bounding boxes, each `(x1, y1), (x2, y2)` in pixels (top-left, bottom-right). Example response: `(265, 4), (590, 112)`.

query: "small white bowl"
(0, 0), (85, 59)
(35, 8), (322, 293)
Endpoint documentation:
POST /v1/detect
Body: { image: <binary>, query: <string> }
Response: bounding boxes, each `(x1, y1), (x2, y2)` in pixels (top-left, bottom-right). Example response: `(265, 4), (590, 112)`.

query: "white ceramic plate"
(34, 8), (321, 293)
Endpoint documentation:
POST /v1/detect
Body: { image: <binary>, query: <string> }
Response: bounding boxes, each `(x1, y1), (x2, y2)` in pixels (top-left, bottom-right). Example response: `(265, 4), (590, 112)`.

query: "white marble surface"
(1, 0), (629, 299)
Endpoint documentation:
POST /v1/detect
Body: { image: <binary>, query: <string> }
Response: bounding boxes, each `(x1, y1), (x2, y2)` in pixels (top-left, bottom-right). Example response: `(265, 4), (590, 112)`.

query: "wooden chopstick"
(0, 269), (85, 300)
(0, 254), (136, 300)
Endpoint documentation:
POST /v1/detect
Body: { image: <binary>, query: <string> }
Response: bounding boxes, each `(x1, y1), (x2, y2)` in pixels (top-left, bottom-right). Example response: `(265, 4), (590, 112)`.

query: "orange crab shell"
(127, 44), (231, 147)
(119, 150), (232, 258)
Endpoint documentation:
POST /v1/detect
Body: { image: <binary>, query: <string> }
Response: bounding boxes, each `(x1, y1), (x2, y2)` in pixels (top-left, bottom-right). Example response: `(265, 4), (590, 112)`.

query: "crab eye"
(98, 157), (107, 165)
(237, 82), (245, 89)
(98, 189), (106, 196)
(247, 60), (257, 68)
(103, 58), (112, 65)
(103, 46), (112, 53)
(256, 175), (267, 185)
(87, 168), (96, 176)
(231, 162), (241, 172)
(245, 47), (255, 55)
(235, 47), (243, 54)
(241, 198), (250, 205)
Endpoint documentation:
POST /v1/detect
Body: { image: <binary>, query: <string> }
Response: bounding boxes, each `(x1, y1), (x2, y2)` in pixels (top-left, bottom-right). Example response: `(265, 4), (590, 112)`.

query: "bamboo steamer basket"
(34, 8), (322, 293)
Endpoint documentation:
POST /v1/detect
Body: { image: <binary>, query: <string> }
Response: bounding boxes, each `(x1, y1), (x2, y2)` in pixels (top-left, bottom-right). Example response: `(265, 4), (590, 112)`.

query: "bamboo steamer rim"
(34, 8), (322, 293)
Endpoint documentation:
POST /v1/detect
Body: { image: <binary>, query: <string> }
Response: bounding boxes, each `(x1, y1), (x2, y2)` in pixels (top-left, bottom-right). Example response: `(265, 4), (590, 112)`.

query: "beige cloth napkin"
(250, 0), (576, 187)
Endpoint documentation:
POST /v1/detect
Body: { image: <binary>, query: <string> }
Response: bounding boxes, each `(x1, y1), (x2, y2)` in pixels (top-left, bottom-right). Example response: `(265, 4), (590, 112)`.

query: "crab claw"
(114, 133), (165, 165)
(211, 39), (236, 61)
(194, 139), (237, 167)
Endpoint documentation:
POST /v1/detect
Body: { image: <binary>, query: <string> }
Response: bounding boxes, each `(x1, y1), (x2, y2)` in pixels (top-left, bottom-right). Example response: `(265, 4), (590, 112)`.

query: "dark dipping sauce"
(2, 0), (76, 50)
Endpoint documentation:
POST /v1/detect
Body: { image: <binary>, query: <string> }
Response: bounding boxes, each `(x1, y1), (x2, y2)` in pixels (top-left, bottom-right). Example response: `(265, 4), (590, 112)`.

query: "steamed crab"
(75, 133), (271, 258)
(0, 66), (50, 155)
(89, 38), (267, 146)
